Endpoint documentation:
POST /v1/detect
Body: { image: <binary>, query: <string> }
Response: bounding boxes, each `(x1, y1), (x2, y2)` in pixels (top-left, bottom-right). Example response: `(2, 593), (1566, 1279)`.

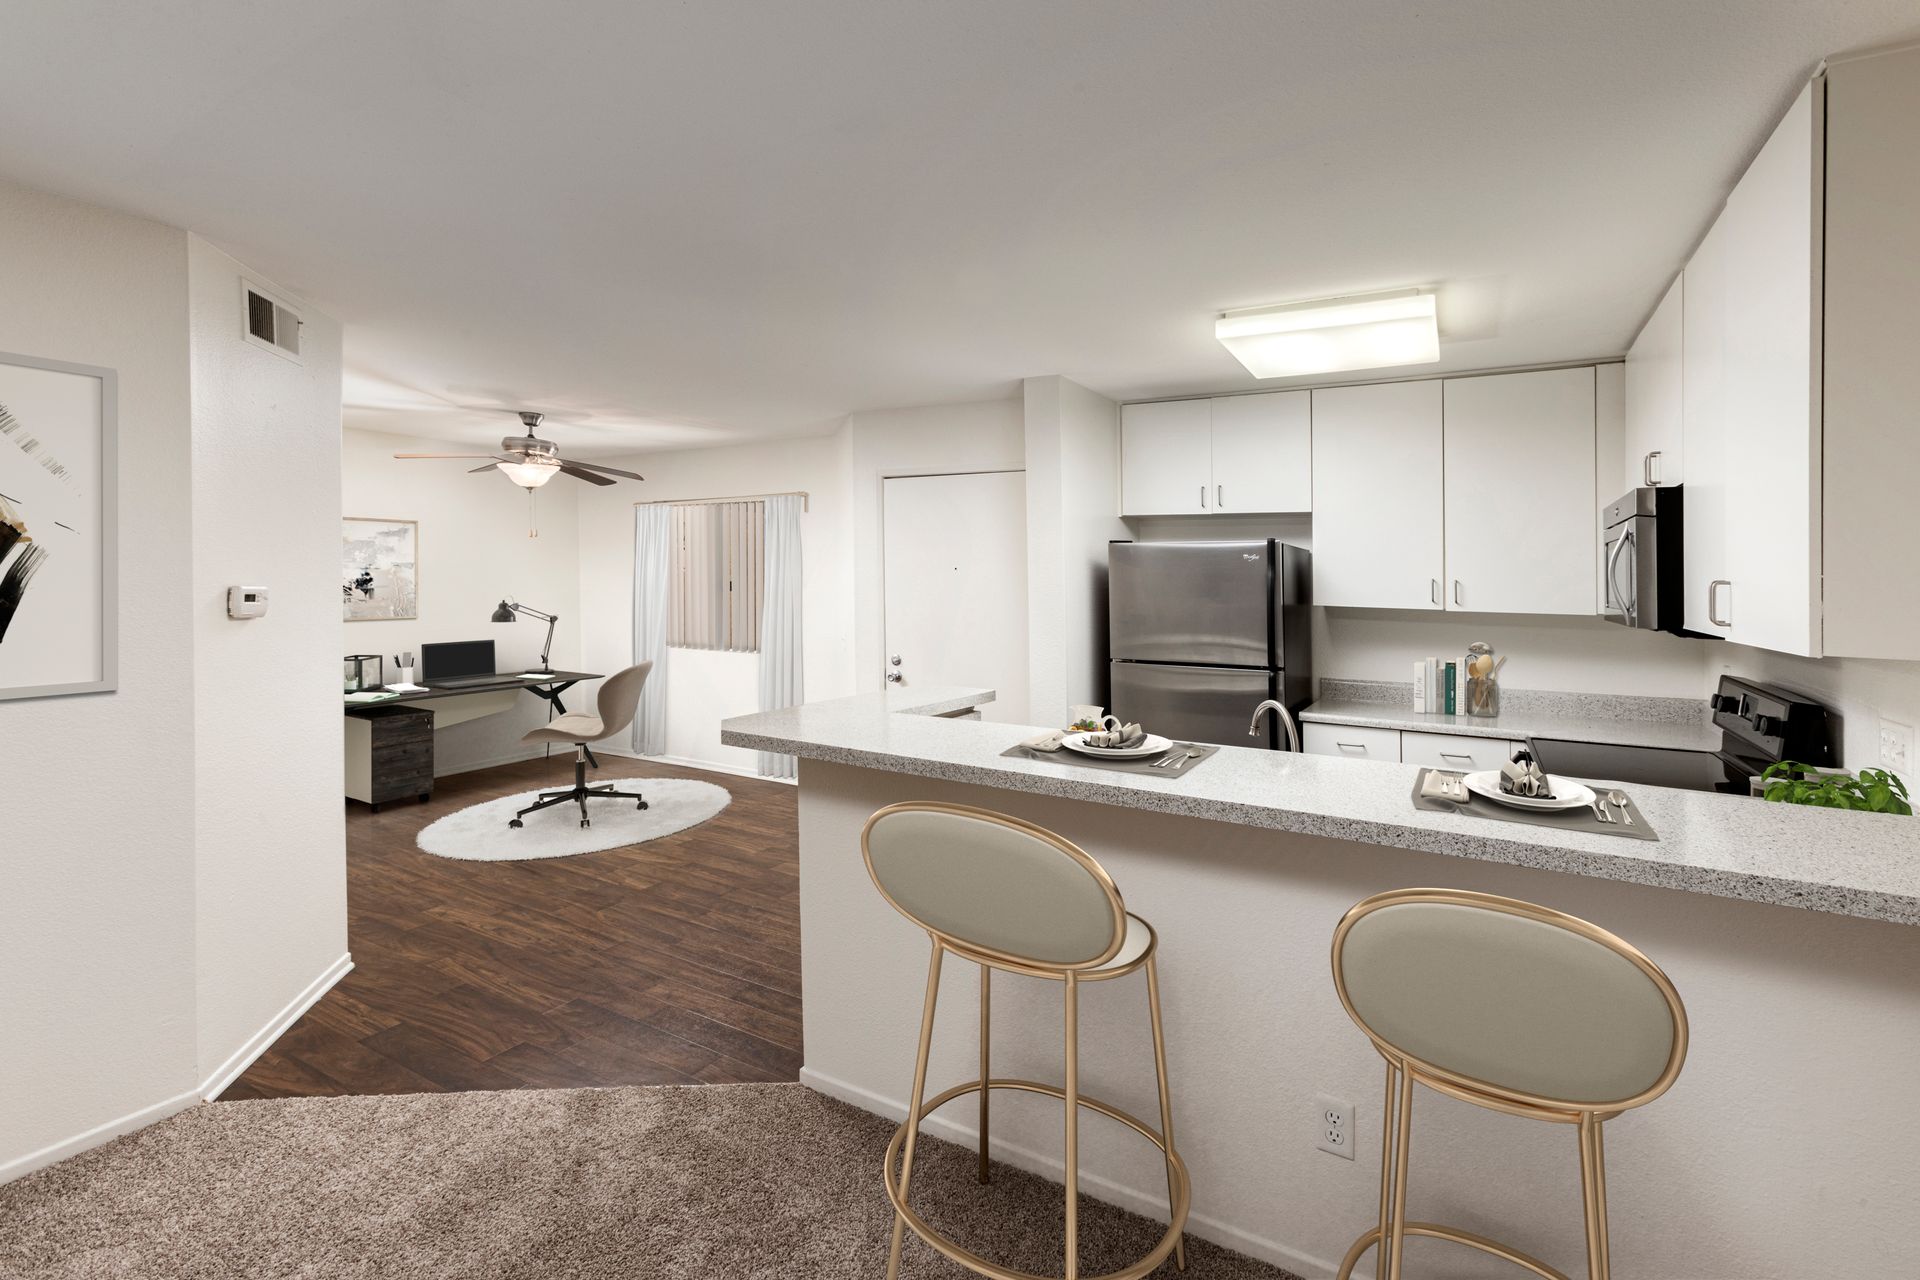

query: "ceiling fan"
(393, 411), (644, 489)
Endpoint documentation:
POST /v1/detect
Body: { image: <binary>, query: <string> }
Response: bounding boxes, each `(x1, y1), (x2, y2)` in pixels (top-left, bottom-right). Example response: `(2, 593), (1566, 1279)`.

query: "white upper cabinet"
(1681, 211), (1733, 637)
(1720, 83), (1819, 657)
(1120, 392), (1310, 516)
(1624, 275), (1684, 492)
(1311, 380), (1445, 610)
(1120, 399), (1212, 515)
(1442, 368), (1597, 616)
(1209, 391), (1311, 514)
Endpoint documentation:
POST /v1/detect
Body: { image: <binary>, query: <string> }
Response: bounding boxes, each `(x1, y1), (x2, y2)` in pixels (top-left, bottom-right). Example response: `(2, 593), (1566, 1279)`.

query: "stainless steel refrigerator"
(1108, 540), (1312, 749)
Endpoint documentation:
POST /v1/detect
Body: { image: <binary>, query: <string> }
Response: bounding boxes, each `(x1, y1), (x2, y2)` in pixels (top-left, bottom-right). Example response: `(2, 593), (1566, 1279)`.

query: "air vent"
(241, 281), (303, 362)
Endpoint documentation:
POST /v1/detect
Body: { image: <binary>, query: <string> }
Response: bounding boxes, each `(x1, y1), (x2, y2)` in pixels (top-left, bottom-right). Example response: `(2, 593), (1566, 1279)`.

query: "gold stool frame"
(1330, 889), (1690, 1280)
(863, 802), (1191, 1280)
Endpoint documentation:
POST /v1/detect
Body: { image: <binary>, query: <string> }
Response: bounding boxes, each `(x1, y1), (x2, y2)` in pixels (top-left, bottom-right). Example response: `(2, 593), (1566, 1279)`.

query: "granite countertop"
(1301, 678), (1720, 750)
(723, 689), (1920, 928)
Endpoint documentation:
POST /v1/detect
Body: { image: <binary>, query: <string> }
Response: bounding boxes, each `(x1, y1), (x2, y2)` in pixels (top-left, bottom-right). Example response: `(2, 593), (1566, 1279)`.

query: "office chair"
(508, 662), (653, 829)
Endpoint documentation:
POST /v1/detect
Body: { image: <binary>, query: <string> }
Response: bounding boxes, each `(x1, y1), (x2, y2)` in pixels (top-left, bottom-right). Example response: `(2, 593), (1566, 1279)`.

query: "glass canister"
(1464, 641), (1500, 718)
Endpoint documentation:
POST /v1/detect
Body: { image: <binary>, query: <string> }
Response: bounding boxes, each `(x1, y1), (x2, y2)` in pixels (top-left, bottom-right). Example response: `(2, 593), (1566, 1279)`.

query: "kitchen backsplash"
(1317, 678), (1710, 726)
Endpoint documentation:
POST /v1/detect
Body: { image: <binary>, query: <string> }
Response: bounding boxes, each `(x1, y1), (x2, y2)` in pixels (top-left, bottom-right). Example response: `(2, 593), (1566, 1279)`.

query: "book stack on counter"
(1411, 657), (1458, 715)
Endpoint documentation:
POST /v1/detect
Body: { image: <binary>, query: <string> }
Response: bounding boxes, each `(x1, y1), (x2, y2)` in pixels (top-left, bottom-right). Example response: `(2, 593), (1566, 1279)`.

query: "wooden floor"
(220, 755), (802, 1100)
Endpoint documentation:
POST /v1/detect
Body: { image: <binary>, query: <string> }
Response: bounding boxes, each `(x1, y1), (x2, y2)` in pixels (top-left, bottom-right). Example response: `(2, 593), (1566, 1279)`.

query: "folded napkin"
(1083, 722), (1146, 749)
(1499, 748), (1554, 799)
(1020, 729), (1067, 752)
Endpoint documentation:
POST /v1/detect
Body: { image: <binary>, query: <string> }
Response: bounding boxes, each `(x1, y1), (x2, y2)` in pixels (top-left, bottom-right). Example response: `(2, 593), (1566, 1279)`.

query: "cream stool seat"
(864, 803), (1189, 1280)
(1331, 888), (1689, 1280)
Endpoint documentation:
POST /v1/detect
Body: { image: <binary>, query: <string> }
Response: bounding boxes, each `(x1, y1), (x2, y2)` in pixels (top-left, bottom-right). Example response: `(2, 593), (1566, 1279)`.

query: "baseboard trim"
(0, 1086), (201, 1186)
(800, 1066), (1340, 1280)
(197, 952), (354, 1101)
(594, 746), (796, 786)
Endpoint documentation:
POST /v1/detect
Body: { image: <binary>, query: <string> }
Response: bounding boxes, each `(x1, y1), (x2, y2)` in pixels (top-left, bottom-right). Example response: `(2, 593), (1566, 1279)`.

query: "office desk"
(343, 671), (603, 809)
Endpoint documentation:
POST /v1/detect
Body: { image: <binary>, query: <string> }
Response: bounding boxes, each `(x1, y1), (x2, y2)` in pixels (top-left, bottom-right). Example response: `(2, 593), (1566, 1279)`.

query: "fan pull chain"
(528, 488), (538, 538)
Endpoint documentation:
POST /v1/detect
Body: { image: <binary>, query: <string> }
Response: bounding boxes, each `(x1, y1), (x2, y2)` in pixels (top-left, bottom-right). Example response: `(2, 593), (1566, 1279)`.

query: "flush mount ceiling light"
(1215, 289), (1439, 379)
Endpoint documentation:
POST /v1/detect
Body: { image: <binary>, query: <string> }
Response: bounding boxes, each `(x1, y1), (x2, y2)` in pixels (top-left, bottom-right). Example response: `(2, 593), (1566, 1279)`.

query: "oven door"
(1601, 515), (1652, 629)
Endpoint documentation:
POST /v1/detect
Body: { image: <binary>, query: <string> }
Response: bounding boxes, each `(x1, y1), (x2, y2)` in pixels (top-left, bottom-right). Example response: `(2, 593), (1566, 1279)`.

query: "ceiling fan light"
(1216, 289), (1439, 378)
(496, 458), (561, 489)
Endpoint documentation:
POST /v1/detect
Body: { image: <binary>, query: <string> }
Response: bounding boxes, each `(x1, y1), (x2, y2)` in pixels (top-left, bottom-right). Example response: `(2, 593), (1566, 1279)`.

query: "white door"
(1682, 211), (1734, 636)
(1209, 391), (1311, 514)
(1721, 82), (1819, 657)
(1442, 368), (1597, 615)
(1625, 275), (1685, 491)
(1120, 399), (1211, 515)
(882, 471), (1030, 723)
(1310, 379), (1445, 609)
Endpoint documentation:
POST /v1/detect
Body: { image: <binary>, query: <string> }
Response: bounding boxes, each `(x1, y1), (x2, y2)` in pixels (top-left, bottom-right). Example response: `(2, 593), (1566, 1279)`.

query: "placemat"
(1001, 742), (1220, 778)
(1411, 769), (1659, 841)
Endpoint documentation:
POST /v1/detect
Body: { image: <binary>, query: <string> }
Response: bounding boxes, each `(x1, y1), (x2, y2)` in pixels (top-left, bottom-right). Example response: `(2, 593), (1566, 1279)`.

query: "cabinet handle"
(1337, 742), (1366, 751)
(1430, 578), (1440, 605)
(1644, 450), (1662, 487)
(1440, 752), (1475, 762)
(1200, 485), (1207, 509)
(1453, 580), (1463, 607)
(1217, 483), (1224, 509)
(1708, 579), (1732, 628)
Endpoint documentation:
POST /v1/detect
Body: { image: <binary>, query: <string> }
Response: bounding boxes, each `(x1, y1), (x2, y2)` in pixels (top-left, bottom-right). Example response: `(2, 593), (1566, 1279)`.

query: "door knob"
(885, 671), (903, 684)
(889, 655), (902, 666)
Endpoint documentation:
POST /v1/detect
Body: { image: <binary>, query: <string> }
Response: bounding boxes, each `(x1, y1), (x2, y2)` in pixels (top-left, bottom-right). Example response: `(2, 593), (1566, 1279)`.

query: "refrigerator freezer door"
(1109, 661), (1278, 749)
(1109, 541), (1273, 665)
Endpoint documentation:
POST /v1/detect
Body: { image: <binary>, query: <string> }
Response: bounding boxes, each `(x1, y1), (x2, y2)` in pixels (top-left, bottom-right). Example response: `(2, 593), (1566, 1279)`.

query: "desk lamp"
(491, 599), (558, 673)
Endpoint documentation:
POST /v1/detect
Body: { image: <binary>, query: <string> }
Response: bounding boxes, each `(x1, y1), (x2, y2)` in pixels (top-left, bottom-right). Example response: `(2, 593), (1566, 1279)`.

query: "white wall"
(0, 182), (200, 1178)
(848, 399), (1026, 704)
(340, 427), (582, 774)
(1024, 376), (1129, 726)
(574, 432), (855, 775)
(189, 238), (349, 1095)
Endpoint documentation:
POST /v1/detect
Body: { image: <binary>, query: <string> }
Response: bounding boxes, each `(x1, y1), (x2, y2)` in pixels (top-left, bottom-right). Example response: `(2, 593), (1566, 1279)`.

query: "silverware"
(1592, 799), (1613, 824)
(1154, 748), (1201, 770)
(1609, 791), (1634, 826)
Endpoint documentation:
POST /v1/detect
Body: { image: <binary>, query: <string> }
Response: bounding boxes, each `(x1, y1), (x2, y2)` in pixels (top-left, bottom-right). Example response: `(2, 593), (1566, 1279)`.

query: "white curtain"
(632, 503), (672, 755)
(756, 494), (804, 778)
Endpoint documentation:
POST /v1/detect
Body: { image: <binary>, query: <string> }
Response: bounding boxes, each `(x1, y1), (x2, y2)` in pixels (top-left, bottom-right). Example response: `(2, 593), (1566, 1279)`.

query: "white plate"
(1061, 731), (1174, 759)
(1461, 770), (1597, 813)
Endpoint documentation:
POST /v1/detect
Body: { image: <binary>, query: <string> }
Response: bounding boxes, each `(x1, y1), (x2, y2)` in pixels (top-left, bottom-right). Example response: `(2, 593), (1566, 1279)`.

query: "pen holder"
(395, 666), (416, 686)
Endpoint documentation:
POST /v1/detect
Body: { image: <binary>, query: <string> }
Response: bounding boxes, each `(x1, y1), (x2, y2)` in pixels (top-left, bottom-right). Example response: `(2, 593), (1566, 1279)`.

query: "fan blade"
(393, 452), (502, 459)
(557, 462), (616, 486)
(560, 459), (646, 481)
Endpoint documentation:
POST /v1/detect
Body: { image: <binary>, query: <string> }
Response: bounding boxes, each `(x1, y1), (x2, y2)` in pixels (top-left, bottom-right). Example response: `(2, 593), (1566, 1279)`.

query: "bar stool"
(862, 801), (1190, 1280)
(1330, 888), (1689, 1280)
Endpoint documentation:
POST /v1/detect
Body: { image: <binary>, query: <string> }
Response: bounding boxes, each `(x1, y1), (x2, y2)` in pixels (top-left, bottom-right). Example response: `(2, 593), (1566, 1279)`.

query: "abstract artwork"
(0, 351), (117, 701)
(343, 517), (418, 621)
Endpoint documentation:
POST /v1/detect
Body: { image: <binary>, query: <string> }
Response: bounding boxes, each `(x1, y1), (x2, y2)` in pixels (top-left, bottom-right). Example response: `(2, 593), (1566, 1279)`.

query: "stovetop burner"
(1527, 676), (1834, 797)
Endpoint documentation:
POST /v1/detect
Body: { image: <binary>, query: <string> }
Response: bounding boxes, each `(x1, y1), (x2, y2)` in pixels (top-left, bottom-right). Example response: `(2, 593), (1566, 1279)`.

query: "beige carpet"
(0, 1083), (1302, 1279)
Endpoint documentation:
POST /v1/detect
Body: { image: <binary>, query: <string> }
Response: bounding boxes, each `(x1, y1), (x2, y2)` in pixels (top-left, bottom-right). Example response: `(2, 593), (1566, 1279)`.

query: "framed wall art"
(342, 517), (418, 622)
(0, 351), (117, 701)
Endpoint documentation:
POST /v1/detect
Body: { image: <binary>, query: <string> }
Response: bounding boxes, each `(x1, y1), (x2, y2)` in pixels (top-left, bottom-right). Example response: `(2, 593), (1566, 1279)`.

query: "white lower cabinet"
(1398, 731), (1523, 773)
(1302, 723), (1400, 763)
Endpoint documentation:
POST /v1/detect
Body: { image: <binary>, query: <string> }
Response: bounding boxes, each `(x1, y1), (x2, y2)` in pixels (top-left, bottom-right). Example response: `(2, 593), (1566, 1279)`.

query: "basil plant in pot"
(1759, 761), (1913, 815)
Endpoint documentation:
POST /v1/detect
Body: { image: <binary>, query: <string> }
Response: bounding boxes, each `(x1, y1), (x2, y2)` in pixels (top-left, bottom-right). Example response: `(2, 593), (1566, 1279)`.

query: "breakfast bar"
(723, 688), (1920, 1278)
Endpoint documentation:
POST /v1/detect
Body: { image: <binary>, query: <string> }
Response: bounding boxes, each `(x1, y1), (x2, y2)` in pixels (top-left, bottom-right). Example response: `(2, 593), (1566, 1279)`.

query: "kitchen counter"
(1301, 679), (1721, 750)
(731, 687), (1920, 1277)
(724, 687), (1920, 926)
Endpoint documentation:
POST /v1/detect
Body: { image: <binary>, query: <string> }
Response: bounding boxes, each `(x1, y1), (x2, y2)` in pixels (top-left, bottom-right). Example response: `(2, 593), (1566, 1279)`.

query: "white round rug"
(417, 778), (732, 862)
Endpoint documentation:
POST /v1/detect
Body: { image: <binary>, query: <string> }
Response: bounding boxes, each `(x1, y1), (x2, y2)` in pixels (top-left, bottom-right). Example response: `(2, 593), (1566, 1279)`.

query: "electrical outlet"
(1316, 1093), (1355, 1160)
(1880, 720), (1913, 775)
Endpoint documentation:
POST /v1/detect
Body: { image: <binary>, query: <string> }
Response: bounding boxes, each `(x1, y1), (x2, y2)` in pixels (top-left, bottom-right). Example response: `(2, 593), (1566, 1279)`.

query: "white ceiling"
(2, 2), (1915, 456)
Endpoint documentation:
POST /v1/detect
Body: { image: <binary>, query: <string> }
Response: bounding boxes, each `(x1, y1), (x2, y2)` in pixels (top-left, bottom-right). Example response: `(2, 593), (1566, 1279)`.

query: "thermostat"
(227, 586), (269, 619)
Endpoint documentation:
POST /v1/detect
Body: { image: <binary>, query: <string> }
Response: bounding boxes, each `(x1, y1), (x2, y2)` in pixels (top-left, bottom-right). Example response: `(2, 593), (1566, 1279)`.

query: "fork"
(1592, 799), (1614, 824)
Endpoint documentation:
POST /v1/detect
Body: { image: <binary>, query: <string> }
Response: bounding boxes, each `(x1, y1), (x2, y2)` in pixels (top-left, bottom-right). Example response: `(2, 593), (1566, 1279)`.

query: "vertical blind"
(669, 501), (764, 652)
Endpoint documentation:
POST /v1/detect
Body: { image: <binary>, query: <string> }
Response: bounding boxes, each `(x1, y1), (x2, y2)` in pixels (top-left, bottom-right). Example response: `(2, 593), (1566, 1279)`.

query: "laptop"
(420, 640), (502, 688)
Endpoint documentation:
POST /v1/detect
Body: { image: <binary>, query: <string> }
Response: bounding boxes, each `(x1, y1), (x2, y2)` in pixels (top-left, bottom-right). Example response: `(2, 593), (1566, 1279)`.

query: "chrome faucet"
(1249, 699), (1302, 753)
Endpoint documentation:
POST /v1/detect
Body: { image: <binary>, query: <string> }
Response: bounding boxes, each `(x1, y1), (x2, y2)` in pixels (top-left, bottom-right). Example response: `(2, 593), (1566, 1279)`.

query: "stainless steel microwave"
(1601, 486), (1688, 633)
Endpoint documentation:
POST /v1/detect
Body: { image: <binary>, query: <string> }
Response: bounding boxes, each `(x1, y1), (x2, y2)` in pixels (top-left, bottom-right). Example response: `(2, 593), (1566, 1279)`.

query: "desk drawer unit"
(345, 705), (435, 809)
(1303, 722), (1401, 763)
